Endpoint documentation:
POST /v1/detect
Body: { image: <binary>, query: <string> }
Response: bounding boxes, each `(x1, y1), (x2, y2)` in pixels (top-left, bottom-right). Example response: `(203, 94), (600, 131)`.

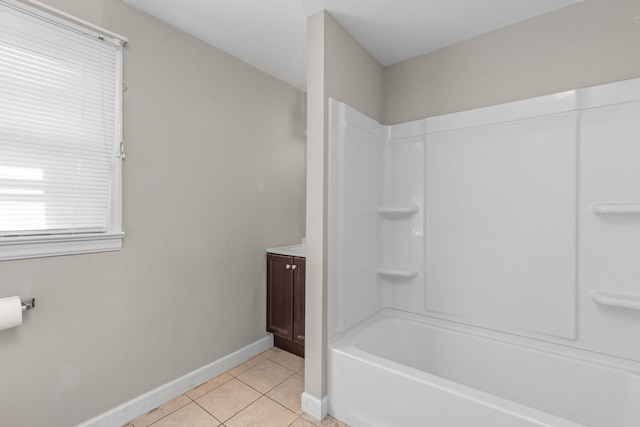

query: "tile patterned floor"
(124, 347), (348, 427)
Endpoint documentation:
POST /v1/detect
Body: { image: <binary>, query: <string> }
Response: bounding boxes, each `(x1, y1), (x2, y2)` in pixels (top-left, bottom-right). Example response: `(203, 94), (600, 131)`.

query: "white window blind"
(0, 0), (125, 259)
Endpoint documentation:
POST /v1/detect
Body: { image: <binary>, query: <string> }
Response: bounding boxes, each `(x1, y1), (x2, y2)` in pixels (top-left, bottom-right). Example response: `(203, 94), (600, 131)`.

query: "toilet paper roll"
(0, 296), (23, 331)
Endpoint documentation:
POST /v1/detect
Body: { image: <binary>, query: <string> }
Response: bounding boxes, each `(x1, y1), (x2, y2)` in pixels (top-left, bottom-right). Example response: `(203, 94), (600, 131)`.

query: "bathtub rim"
(329, 307), (640, 378)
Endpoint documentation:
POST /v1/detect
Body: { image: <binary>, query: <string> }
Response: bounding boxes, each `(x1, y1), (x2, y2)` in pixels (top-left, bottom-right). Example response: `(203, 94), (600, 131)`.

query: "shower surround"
(327, 78), (640, 426)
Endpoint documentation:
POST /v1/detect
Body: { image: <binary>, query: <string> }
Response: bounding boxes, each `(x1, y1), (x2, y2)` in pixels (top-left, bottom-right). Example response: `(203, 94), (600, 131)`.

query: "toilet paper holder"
(21, 298), (35, 312)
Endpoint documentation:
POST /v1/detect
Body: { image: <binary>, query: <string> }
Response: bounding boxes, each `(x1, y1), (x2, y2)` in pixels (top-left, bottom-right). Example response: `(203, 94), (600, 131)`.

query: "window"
(0, 0), (125, 260)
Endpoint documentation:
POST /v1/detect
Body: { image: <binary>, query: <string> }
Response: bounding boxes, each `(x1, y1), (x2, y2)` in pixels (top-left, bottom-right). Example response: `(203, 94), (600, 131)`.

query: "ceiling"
(123, 0), (584, 91)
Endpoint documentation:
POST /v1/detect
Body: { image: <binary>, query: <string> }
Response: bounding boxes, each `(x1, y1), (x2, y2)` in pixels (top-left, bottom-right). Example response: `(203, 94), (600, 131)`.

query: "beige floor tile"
(260, 347), (285, 361)
(266, 373), (304, 414)
(237, 359), (296, 394)
(289, 417), (313, 427)
(227, 354), (266, 377)
(300, 413), (349, 427)
(151, 402), (220, 427)
(195, 378), (261, 422)
(131, 395), (191, 427)
(185, 372), (233, 400)
(269, 350), (304, 372)
(225, 396), (298, 427)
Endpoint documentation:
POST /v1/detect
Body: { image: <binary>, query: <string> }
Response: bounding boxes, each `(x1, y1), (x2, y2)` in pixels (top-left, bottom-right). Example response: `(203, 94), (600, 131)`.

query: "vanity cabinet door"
(293, 257), (305, 346)
(267, 253), (293, 341)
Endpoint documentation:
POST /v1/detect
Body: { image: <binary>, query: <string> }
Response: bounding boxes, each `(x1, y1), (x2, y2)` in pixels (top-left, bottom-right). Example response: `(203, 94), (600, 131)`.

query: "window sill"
(0, 232), (124, 261)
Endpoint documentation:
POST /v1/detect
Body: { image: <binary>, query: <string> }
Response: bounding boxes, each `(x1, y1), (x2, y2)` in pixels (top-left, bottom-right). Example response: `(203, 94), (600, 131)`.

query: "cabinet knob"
(291, 264), (298, 270)
(286, 264), (291, 270)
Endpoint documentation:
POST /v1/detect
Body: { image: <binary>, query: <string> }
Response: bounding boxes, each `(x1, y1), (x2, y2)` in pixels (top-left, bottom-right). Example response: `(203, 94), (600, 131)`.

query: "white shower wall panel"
(379, 132), (426, 312)
(328, 78), (640, 363)
(425, 109), (578, 340)
(578, 88), (640, 361)
(328, 99), (381, 337)
(380, 134), (425, 207)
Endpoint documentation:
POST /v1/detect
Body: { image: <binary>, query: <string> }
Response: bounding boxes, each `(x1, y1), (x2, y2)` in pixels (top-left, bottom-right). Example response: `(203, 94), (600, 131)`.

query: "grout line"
(233, 356), (297, 393)
(235, 367), (296, 395)
(263, 394), (300, 417)
(140, 395), (192, 427)
(288, 415), (303, 426)
(227, 354), (268, 377)
(186, 372), (235, 401)
(192, 400), (215, 420)
(191, 399), (225, 425)
(231, 358), (269, 379)
(193, 392), (261, 424)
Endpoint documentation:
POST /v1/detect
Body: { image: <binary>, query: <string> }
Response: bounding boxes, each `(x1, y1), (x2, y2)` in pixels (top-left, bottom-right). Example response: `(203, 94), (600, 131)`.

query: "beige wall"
(0, 1), (306, 426)
(324, 13), (385, 122)
(305, 10), (383, 413)
(384, 0), (640, 124)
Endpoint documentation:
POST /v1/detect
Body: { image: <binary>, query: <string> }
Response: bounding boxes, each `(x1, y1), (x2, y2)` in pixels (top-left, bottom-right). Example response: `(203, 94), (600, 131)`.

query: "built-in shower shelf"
(591, 204), (640, 214)
(590, 290), (640, 311)
(377, 205), (419, 216)
(377, 266), (418, 279)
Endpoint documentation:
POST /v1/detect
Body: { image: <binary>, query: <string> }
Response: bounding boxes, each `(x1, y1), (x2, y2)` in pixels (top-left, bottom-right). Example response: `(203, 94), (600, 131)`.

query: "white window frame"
(0, 0), (127, 261)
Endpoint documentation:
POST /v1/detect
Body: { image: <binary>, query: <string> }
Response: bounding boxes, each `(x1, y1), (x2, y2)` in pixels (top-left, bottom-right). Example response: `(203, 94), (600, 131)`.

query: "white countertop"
(267, 242), (306, 257)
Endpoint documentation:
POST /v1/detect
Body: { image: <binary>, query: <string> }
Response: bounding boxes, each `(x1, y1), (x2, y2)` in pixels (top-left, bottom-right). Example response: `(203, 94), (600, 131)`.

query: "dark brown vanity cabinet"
(266, 253), (305, 357)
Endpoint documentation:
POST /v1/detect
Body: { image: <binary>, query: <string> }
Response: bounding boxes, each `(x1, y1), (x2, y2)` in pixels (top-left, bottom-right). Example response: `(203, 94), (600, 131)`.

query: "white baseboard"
(76, 335), (273, 427)
(301, 392), (328, 420)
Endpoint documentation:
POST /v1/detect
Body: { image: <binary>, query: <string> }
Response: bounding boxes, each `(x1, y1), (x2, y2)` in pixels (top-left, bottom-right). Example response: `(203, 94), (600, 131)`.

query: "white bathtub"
(328, 309), (640, 427)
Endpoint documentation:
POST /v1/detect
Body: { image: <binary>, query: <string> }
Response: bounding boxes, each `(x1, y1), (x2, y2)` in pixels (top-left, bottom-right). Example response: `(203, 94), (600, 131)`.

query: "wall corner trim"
(301, 392), (328, 420)
(75, 335), (274, 427)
